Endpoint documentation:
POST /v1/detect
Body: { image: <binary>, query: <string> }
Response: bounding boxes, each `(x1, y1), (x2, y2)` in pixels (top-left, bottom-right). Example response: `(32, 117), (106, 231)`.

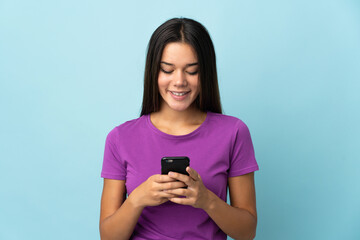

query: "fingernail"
(169, 172), (174, 176)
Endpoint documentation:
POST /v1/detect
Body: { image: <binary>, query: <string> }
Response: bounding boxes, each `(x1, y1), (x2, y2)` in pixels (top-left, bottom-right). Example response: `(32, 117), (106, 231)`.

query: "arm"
(99, 179), (144, 240)
(204, 172), (257, 240)
(99, 176), (186, 240)
(167, 169), (257, 240)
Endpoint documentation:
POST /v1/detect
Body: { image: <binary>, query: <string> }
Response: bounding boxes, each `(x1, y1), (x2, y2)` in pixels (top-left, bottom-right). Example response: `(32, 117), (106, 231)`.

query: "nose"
(173, 70), (188, 87)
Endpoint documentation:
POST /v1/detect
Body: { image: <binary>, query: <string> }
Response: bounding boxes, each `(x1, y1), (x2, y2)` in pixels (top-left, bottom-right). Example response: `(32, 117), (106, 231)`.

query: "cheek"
(191, 76), (200, 92)
(157, 74), (168, 91)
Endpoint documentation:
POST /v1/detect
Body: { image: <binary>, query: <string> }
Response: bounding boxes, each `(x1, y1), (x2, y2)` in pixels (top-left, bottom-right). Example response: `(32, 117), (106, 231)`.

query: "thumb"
(186, 167), (199, 181)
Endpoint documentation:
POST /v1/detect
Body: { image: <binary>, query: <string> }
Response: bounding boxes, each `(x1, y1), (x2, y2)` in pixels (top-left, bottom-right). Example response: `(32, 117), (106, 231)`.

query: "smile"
(170, 91), (190, 96)
(169, 91), (190, 100)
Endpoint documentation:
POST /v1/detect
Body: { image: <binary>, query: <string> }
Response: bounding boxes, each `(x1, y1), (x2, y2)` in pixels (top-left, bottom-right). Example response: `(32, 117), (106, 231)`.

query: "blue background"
(1, 0), (359, 239)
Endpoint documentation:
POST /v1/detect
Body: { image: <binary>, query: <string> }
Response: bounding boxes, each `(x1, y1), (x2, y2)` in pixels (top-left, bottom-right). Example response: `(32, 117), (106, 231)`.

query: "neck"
(152, 102), (205, 126)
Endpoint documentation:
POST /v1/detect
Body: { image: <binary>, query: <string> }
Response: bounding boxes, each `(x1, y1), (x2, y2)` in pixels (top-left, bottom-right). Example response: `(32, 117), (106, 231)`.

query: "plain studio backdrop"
(0, 0), (359, 239)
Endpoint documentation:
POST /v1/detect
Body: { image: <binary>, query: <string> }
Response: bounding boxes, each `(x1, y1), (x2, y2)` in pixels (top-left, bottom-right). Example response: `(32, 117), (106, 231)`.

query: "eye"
(187, 71), (198, 75)
(160, 68), (173, 74)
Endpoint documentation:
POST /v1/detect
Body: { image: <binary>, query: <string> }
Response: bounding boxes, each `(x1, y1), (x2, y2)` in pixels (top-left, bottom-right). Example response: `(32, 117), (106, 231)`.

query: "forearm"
(204, 190), (257, 240)
(100, 196), (144, 240)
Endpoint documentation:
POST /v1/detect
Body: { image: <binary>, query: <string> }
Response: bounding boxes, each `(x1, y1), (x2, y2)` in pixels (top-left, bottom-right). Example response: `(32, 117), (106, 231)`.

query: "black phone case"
(161, 156), (190, 176)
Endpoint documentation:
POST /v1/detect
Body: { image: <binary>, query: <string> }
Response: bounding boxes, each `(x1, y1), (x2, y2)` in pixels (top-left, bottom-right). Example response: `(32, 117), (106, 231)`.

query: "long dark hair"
(140, 17), (222, 116)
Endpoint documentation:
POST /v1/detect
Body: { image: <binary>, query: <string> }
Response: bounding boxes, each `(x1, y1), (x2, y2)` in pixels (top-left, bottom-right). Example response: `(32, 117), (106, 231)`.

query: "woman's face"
(158, 42), (200, 112)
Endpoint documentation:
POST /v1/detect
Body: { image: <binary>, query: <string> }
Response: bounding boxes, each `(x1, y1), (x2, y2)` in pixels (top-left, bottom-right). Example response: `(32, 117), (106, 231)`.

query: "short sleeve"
(100, 127), (126, 180)
(228, 120), (259, 177)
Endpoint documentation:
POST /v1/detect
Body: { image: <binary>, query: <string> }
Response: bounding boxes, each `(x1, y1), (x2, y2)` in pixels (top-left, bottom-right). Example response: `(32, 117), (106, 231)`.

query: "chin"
(169, 106), (190, 112)
(167, 102), (193, 112)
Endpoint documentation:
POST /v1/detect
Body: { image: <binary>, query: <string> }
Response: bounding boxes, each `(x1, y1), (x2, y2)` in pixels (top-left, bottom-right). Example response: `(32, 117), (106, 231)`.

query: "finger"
(165, 188), (190, 197)
(154, 179), (187, 192)
(168, 171), (193, 186)
(154, 174), (181, 183)
(168, 197), (191, 205)
(161, 181), (187, 191)
(186, 167), (200, 181)
(159, 191), (180, 199)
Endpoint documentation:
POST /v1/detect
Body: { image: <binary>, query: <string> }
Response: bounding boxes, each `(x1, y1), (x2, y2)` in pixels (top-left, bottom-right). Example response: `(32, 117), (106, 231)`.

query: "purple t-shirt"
(101, 111), (259, 240)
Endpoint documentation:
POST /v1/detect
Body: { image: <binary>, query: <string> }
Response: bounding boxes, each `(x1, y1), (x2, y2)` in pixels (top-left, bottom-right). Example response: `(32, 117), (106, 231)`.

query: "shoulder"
(106, 114), (147, 142)
(209, 111), (249, 131)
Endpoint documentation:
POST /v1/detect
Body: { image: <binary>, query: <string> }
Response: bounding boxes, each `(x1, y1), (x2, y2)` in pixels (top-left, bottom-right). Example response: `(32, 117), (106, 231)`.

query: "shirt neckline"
(146, 111), (211, 139)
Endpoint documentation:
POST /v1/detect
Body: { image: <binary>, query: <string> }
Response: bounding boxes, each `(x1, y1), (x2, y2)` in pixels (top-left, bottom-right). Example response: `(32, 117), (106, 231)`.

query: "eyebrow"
(160, 61), (198, 67)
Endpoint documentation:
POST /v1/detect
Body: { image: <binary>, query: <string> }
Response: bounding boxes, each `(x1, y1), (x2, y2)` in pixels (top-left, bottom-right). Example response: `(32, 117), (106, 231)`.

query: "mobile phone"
(161, 156), (190, 176)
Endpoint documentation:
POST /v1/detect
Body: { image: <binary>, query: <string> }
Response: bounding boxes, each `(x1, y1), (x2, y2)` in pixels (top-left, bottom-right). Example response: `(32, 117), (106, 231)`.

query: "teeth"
(171, 91), (188, 96)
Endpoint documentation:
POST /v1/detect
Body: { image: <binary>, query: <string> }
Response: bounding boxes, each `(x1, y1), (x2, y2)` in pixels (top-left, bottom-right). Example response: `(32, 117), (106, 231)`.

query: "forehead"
(161, 42), (198, 65)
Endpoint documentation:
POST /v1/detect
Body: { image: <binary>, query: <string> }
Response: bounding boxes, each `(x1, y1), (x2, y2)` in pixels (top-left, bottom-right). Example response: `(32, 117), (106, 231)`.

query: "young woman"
(99, 17), (259, 240)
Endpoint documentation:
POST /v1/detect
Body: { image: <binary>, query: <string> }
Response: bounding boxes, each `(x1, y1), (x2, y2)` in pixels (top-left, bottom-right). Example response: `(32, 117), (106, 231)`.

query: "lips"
(169, 90), (191, 95)
(169, 91), (190, 97)
(169, 90), (190, 100)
